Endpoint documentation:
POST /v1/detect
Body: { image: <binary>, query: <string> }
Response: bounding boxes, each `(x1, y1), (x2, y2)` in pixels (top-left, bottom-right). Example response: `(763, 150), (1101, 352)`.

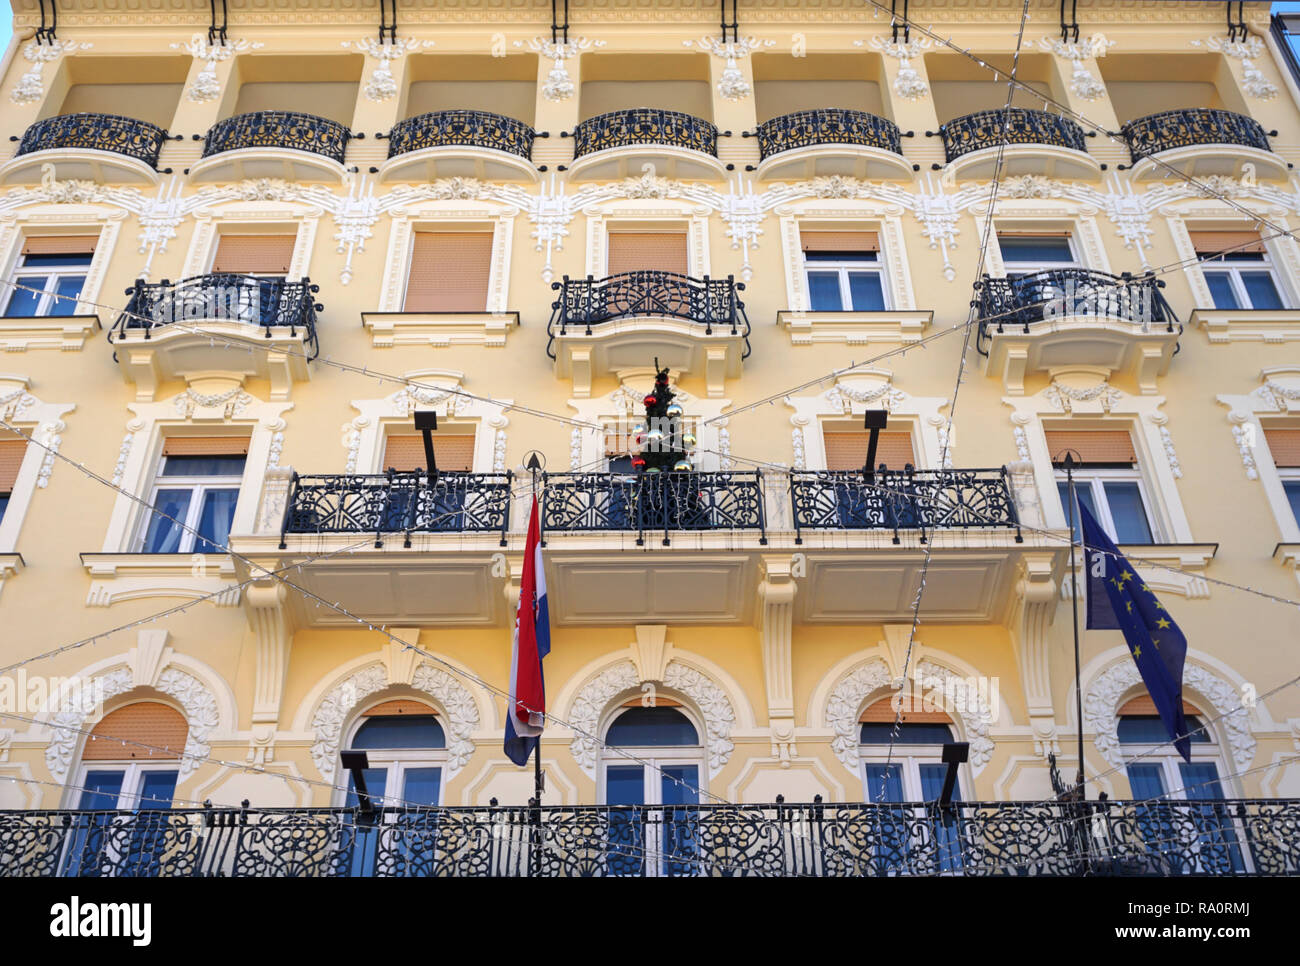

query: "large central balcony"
(566, 108), (725, 181)
(4, 798), (1291, 877)
(937, 108), (1097, 180)
(191, 110), (353, 183)
(379, 109), (538, 183)
(109, 274), (321, 398)
(2, 112), (173, 184)
(1120, 108), (1288, 180)
(975, 269), (1180, 392)
(548, 271), (749, 397)
(752, 108), (913, 181)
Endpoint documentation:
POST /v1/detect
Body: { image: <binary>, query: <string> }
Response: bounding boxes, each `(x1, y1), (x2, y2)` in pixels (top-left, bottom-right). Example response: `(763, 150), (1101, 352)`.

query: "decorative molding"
(342, 36), (435, 102)
(859, 36), (931, 100)
(10, 39), (92, 104)
(171, 34), (263, 102)
(1037, 34), (1113, 100)
(684, 36), (774, 101)
(1192, 36), (1278, 100)
(516, 36), (605, 101)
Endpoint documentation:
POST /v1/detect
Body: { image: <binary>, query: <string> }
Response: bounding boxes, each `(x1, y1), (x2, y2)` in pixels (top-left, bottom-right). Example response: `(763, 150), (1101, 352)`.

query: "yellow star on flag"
(1156, 618), (1171, 629)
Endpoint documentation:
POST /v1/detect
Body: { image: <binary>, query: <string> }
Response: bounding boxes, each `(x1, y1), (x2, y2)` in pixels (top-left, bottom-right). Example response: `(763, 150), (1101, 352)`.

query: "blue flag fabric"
(1076, 499), (1192, 762)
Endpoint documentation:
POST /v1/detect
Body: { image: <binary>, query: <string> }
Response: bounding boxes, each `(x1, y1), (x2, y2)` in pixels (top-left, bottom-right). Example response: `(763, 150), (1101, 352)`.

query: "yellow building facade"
(0, 0), (1298, 875)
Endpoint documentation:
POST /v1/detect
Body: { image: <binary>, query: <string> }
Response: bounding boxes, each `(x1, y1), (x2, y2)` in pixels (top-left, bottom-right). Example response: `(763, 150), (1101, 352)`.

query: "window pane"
(860, 722), (953, 744)
(19, 253), (93, 267)
(604, 765), (645, 806)
(137, 770), (178, 809)
(998, 236), (1073, 263)
(1240, 271), (1283, 310)
(4, 277), (48, 317)
(806, 271), (844, 311)
(1178, 762), (1224, 799)
(1103, 481), (1153, 543)
(79, 770), (125, 809)
(195, 488), (240, 554)
(345, 768), (388, 808)
(1057, 480), (1099, 543)
(606, 707), (698, 746)
(0, 494), (8, 522)
(847, 271), (887, 311)
(1284, 480), (1300, 526)
(919, 763), (958, 802)
(401, 767), (442, 807)
(48, 275), (86, 316)
(1126, 763), (1166, 799)
(351, 715), (446, 750)
(1204, 272), (1240, 310)
(865, 763), (905, 803)
(1119, 715), (1210, 744)
(661, 765), (699, 806)
(141, 489), (193, 553)
(160, 455), (246, 477)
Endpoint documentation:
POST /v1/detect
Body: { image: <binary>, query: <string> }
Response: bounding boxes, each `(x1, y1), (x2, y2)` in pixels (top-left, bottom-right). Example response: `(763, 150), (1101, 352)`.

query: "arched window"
(77, 701), (187, 810)
(342, 699), (446, 808)
(600, 701), (703, 877)
(858, 697), (959, 803)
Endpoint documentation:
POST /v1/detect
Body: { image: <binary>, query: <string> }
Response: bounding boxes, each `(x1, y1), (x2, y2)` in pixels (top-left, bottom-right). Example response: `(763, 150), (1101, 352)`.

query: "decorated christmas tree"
(631, 362), (696, 474)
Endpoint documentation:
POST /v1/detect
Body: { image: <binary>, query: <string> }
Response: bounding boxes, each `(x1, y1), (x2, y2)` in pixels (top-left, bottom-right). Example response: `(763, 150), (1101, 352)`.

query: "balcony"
(280, 470), (514, 548)
(566, 108), (725, 181)
(547, 271), (749, 396)
(937, 108), (1097, 180)
(1120, 108), (1288, 181)
(378, 110), (538, 183)
(109, 274), (321, 399)
(751, 109), (913, 181)
(2, 113), (174, 185)
(3, 798), (1291, 877)
(191, 111), (352, 183)
(975, 269), (1181, 393)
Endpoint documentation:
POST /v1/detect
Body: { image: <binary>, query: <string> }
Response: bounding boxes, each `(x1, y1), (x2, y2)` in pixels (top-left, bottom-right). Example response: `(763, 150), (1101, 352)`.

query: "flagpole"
(528, 455), (545, 810)
(1063, 453), (1086, 799)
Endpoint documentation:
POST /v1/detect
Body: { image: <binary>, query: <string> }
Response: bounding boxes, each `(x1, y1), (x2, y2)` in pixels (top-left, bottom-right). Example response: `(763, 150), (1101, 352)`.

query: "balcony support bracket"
(758, 556), (798, 766)
(245, 579), (292, 765)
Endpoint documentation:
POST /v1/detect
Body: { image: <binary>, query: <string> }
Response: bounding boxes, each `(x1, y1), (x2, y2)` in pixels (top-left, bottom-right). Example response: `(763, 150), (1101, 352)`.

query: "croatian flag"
(505, 495), (550, 766)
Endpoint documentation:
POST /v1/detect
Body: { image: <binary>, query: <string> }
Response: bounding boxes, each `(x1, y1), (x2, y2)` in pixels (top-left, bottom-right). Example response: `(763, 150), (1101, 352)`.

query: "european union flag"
(1077, 499), (1192, 762)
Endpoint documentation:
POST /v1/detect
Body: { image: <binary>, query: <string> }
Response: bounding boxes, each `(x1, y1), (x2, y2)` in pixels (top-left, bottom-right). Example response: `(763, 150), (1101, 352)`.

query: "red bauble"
(643, 394), (658, 407)
(631, 456), (647, 469)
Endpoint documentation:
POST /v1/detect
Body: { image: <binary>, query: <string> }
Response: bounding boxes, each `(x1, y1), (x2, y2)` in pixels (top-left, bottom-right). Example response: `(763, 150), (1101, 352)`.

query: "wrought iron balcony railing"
(547, 271), (750, 355)
(2, 797), (1294, 877)
(13, 112), (171, 169)
(386, 110), (535, 162)
(111, 274), (321, 358)
(974, 269), (1179, 354)
(754, 109), (904, 160)
(540, 470), (766, 545)
(1121, 108), (1273, 162)
(789, 468), (1021, 543)
(202, 111), (352, 165)
(938, 108), (1089, 163)
(570, 108), (718, 159)
(279, 469), (514, 548)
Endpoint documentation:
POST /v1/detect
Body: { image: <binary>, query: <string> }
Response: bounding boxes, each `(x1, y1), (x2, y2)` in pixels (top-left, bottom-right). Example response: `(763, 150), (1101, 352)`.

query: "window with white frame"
(342, 700), (448, 809)
(1048, 428), (1156, 544)
(601, 703), (703, 876)
(801, 229), (887, 311)
(1263, 426), (1300, 527)
(137, 437), (248, 554)
(1191, 230), (1287, 311)
(997, 232), (1077, 277)
(403, 230), (495, 312)
(3, 234), (97, 318)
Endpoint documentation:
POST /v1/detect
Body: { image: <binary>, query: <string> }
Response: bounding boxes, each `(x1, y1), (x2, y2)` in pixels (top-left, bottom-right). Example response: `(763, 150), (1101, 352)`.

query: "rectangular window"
(823, 429), (917, 471)
(1264, 427), (1300, 526)
(997, 233), (1076, 277)
(1192, 230), (1285, 310)
(403, 231), (494, 312)
(606, 231), (690, 276)
(1048, 428), (1156, 544)
(210, 234), (296, 277)
(801, 230), (887, 311)
(138, 438), (248, 554)
(381, 434), (475, 472)
(3, 235), (97, 318)
(0, 437), (26, 524)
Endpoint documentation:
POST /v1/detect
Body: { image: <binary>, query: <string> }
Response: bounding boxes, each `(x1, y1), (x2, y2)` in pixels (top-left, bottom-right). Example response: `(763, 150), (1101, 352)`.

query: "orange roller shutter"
(823, 430), (917, 471)
(1263, 428), (1300, 468)
(1188, 230), (1266, 256)
(383, 434), (476, 472)
(403, 231), (494, 312)
(82, 702), (189, 761)
(162, 436), (250, 457)
(606, 232), (690, 275)
(800, 230), (879, 253)
(0, 439), (27, 491)
(1118, 695), (1201, 716)
(859, 696), (952, 724)
(21, 235), (98, 256)
(1044, 429), (1137, 465)
(364, 699), (438, 717)
(211, 235), (296, 274)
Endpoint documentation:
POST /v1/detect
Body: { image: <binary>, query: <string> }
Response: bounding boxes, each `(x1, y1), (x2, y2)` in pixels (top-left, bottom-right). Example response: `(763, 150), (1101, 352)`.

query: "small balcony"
(789, 468), (1021, 543)
(751, 108), (914, 181)
(191, 111), (353, 183)
(378, 110), (538, 183)
(4, 798), (1290, 876)
(280, 469), (514, 548)
(936, 108), (1097, 180)
(547, 271), (749, 396)
(109, 274), (321, 399)
(2, 113), (174, 184)
(975, 269), (1180, 393)
(566, 108), (725, 181)
(1120, 108), (1288, 181)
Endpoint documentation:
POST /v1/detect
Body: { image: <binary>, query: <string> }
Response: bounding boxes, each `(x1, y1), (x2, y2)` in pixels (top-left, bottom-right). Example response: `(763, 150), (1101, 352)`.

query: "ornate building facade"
(0, 0), (1298, 875)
